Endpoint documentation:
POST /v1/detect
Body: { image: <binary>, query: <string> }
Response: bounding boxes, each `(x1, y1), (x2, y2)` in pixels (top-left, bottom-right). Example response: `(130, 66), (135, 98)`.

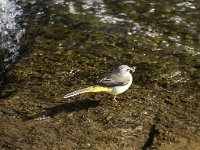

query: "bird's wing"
(96, 73), (130, 87)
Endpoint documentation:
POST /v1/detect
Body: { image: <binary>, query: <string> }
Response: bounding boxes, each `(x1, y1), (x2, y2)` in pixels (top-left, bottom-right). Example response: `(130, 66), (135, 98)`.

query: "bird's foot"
(113, 95), (118, 103)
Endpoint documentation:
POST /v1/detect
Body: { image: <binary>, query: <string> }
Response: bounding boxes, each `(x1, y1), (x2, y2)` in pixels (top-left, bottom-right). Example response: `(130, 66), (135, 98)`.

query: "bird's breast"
(111, 78), (132, 95)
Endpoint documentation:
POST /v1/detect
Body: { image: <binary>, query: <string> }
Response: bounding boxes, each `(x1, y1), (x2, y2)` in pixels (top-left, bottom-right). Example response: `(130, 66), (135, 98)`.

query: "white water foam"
(0, 0), (24, 71)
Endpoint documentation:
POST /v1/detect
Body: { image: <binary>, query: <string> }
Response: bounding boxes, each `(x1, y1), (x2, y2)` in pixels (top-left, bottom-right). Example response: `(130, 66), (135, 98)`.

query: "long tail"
(63, 86), (112, 99)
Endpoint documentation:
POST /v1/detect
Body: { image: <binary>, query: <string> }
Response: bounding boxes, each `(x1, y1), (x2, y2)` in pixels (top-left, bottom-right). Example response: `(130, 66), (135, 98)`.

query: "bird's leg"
(113, 95), (117, 103)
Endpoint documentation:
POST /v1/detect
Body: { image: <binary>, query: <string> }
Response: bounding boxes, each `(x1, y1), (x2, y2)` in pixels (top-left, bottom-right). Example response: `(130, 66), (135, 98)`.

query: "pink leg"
(113, 95), (117, 103)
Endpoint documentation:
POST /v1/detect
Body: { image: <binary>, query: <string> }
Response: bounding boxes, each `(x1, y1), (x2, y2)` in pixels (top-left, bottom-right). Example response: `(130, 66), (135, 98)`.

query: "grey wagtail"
(63, 65), (136, 102)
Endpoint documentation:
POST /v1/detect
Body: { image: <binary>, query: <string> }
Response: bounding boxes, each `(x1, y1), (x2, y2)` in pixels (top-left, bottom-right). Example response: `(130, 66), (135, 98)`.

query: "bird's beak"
(130, 66), (136, 72)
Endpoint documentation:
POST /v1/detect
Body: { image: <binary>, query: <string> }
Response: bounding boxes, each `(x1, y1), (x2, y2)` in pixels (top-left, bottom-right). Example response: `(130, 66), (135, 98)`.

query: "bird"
(63, 65), (136, 102)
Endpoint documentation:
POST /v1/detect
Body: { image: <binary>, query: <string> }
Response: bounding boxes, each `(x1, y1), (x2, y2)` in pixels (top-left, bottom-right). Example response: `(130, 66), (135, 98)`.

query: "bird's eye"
(126, 69), (130, 71)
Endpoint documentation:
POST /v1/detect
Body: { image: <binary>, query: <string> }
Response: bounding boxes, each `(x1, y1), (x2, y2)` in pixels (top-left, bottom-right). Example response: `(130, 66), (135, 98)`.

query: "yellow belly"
(88, 86), (113, 93)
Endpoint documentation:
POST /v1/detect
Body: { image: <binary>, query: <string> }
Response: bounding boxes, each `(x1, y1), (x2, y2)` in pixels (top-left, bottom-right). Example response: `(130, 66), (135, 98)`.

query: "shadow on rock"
(25, 99), (100, 121)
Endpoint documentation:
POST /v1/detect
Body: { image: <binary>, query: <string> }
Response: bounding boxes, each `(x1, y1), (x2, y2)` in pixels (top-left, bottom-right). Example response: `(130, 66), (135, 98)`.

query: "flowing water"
(0, 0), (199, 76)
(0, 0), (24, 76)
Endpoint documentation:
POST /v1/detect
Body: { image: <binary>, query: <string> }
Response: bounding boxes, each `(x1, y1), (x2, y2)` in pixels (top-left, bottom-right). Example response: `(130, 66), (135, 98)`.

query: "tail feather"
(63, 87), (92, 98)
(63, 86), (112, 99)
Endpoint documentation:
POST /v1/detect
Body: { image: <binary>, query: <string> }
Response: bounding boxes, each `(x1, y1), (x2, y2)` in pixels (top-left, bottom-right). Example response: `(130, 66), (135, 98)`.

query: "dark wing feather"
(96, 73), (129, 87)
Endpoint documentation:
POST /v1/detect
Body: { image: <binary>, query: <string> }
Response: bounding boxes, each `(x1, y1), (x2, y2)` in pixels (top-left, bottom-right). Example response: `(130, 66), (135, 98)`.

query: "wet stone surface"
(0, 0), (200, 149)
